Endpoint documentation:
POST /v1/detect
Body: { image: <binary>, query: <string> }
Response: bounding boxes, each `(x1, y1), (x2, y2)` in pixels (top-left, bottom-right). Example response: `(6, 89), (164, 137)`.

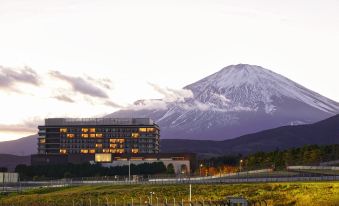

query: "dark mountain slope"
(0, 134), (37, 156)
(161, 114), (339, 155)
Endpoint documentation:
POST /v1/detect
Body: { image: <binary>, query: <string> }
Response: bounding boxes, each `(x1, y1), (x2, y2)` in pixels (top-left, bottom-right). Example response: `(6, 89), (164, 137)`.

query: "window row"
(61, 133), (157, 139)
(60, 148), (156, 154)
(59, 127), (158, 133)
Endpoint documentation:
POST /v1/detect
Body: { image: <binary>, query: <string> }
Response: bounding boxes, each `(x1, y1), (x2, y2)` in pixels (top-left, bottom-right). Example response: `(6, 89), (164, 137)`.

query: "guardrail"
(287, 166), (339, 171)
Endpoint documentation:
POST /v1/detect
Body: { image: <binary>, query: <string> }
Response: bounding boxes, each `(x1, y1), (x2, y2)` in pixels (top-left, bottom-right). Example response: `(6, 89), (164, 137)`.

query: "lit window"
(89, 134), (95, 138)
(39, 138), (46, 144)
(82, 128), (89, 133)
(110, 144), (117, 148)
(146, 128), (155, 132)
(81, 149), (89, 154)
(95, 144), (102, 148)
(60, 149), (67, 154)
(110, 138), (125, 143)
(95, 154), (112, 162)
(67, 134), (75, 138)
(139, 128), (147, 132)
(96, 133), (103, 138)
(132, 148), (139, 154)
(89, 128), (96, 133)
(60, 128), (67, 133)
(131, 133), (139, 138)
(81, 134), (89, 138)
(109, 149), (124, 153)
(89, 149), (95, 154)
(103, 149), (110, 153)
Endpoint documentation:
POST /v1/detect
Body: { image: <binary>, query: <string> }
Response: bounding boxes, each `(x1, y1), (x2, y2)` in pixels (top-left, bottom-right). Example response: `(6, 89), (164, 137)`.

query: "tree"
(64, 172), (73, 178)
(166, 163), (175, 174)
(309, 148), (321, 164)
(0, 167), (8, 172)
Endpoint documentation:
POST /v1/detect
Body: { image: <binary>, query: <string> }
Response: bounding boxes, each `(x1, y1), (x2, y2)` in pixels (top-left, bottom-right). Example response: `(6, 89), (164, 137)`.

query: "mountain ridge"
(108, 64), (339, 140)
(1, 114), (338, 159)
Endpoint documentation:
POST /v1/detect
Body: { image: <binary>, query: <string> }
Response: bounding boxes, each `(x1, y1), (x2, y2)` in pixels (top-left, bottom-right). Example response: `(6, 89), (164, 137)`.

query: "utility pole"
(128, 158), (131, 183)
(189, 184), (192, 202)
(2, 172), (5, 192)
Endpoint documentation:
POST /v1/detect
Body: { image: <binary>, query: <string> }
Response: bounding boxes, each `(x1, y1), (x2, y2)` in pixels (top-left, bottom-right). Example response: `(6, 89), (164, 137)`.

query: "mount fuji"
(107, 64), (339, 140)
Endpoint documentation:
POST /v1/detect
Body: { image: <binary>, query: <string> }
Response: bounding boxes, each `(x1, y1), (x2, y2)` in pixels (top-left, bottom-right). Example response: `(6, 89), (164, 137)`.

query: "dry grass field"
(1, 182), (339, 206)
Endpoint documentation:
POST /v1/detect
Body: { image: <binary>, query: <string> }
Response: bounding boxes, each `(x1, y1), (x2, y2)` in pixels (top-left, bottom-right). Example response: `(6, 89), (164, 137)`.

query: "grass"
(1, 182), (339, 205)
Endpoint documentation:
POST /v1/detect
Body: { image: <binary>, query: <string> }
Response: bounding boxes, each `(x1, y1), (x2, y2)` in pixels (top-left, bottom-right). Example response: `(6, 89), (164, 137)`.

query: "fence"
(1, 196), (268, 206)
(0, 172), (19, 183)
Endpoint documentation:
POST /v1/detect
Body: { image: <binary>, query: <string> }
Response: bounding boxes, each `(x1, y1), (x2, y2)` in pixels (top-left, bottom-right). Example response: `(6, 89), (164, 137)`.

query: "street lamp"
(128, 157), (131, 183)
(239, 159), (243, 172)
(199, 164), (203, 176)
(150, 192), (155, 205)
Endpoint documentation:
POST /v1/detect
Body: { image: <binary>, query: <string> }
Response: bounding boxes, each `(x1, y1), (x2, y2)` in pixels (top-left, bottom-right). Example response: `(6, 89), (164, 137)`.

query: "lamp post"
(199, 164), (203, 176)
(128, 157), (131, 183)
(150, 192), (155, 205)
(189, 184), (192, 202)
(239, 159), (243, 172)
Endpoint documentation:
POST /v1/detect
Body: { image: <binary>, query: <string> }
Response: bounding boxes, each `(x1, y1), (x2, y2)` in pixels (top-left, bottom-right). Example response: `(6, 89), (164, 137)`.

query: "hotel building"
(32, 118), (195, 173)
(37, 118), (159, 156)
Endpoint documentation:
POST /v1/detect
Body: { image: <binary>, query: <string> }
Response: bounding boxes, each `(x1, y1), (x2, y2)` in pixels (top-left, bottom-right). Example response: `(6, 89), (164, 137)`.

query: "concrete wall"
(287, 166), (339, 171)
(0, 172), (19, 183)
(102, 159), (190, 174)
(320, 159), (339, 166)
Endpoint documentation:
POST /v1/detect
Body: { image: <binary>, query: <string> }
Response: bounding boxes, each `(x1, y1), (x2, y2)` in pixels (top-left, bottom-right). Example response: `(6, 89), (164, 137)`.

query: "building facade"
(37, 118), (160, 156)
(32, 118), (196, 173)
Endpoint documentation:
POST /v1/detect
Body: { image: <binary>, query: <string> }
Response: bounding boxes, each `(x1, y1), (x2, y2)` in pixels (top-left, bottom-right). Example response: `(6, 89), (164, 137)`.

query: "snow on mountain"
(107, 64), (339, 140)
(185, 64), (339, 114)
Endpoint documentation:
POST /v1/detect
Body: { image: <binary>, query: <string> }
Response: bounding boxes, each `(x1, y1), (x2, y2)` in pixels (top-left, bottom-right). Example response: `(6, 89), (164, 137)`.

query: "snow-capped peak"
(185, 64), (339, 114)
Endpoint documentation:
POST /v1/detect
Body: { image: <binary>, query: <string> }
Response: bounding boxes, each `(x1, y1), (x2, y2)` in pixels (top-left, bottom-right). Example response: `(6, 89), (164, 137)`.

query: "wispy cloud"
(0, 124), (35, 133)
(0, 66), (40, 90)
(148, 82), (193, 102)
(104, 100), (123, 108)
(0, 118), (41, 134)
(129, 99), (168, 111)
(86, 76), (113, 90)
(129, 83), (252, 113)
(49, 71), (109, 98)
(124, 83), (194, 111)
(53, 94), (75, 103)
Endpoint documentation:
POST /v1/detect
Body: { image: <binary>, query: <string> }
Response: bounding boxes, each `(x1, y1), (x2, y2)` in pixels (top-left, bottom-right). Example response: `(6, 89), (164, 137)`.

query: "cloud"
(124, 83), (194, 111)
(193, 100), (211, 111)
(0, 66), (40, 90)
(148, 82), (193, 102)
(86, 76), (113, 90)
(53, 95), (75, 103)
(104, 100), (123, 108)
(49, 71), (109, 98)
(0, 124), (35, 133)
(129, 99), (168, 111)
(0, 118), (41, 134)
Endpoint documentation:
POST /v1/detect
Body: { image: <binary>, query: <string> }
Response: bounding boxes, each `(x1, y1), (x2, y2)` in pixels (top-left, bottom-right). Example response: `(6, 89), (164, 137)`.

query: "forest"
(243, 144), (339, 170)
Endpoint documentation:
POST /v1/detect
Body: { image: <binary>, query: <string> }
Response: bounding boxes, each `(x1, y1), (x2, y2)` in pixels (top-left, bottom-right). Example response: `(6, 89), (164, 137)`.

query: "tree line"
(201, 144), (339, 172)
(244, 144), (339, 170)
(15, 162), (172, 180)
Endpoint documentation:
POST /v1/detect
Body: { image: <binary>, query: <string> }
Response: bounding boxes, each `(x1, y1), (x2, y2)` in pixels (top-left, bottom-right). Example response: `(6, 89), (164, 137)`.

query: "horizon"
(1, 0), (339, 141)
